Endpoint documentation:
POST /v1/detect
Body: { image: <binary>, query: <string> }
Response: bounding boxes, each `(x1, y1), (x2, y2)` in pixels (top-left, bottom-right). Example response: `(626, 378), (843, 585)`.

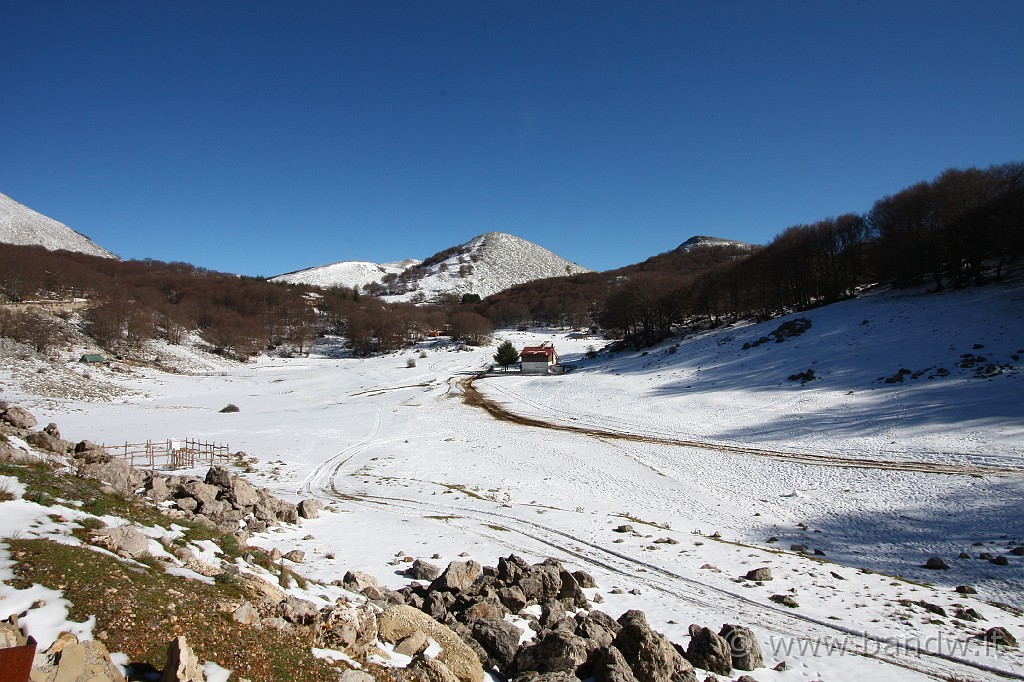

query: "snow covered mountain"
(271, 258), (420, 289)
(272, 232), (591, 301)
(675, 235), (758, 252)
(0, 192), (115, 258)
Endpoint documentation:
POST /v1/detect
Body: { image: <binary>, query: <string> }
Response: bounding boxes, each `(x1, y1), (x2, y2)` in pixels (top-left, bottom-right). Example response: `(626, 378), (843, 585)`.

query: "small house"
(520, 342), (559, 375)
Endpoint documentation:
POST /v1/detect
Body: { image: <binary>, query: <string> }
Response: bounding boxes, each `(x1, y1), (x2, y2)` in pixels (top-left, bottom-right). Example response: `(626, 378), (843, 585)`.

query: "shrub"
(406, 358), (416, 368)
(220, 404), (240, 413)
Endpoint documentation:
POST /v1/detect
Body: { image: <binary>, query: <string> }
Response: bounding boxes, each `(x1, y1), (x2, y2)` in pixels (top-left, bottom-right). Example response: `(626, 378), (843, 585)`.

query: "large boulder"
(30, 631), (126, 682)
(684, 625), (732, 675)
(1, 406), (37, 430)
(471, 618), (523, 670)
(26, 430), (65, 454)
(592, 645), (640, 682)
(79, 458), (137, 495)
(405, 654), (462, 682)
(613, 611), (695, 682)
(514, 630), (590, 675)
(93, 525), (150, 558)
(718, 624), (764, 671)
(297, 498), (323, 519)
(317, 603), (379, 657)
(431, 560), (483, 594)
(406, 559), (442, 581)
(377, 604), (484, 682)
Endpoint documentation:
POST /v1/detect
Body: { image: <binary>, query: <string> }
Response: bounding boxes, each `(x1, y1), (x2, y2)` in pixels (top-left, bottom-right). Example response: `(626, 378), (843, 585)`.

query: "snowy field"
(3, 281), (1024, 681)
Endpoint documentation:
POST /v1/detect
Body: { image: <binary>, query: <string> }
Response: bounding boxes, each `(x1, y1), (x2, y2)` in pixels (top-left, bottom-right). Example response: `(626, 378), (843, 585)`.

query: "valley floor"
(3, 282), (1024, 681)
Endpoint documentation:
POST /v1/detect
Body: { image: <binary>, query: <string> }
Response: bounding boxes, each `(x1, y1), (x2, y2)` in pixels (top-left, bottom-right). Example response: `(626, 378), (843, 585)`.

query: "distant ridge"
(0, 192), (115, 259)
(676, 235), (758, 252)
(272, 232), (590, 302)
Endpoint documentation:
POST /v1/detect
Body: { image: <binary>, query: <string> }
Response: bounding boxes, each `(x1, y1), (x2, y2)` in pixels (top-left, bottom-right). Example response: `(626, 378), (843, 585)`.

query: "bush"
(406, 358), (416, 368)
(220, 404), (240, 413)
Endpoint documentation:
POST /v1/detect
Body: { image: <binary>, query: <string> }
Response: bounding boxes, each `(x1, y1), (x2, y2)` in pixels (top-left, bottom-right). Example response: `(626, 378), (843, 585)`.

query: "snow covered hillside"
(4, 280), (1024, 681)
(676, 234), (758, 252)
(270, 258), (419, 289)
(272, 232), (591, 301)
(0, 192), (115, 258)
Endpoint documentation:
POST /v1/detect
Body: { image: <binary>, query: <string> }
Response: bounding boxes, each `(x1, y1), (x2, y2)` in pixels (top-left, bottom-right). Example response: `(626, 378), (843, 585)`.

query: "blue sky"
(2, 1), (1021, 276)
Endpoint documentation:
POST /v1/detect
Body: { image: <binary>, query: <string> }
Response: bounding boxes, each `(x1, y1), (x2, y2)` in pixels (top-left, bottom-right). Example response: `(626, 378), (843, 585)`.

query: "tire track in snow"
(461, 375), (1023, 477)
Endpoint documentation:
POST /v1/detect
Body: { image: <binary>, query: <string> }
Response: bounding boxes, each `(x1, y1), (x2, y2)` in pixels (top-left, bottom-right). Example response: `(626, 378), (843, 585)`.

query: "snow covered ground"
(3, 281), (1024, 681)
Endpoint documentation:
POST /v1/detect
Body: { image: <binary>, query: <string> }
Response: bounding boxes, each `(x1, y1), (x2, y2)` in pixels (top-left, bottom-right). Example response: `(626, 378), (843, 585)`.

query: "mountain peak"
(676, 235), (757, 252)
(0, 192), (116, 259)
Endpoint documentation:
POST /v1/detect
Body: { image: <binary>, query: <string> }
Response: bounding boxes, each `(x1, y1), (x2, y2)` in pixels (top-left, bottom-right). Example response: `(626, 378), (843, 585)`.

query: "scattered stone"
(923, 557), (950, 570)
(233, 601), (260, 626)
(298, 498), (324, 519)
(979, 626), (1018, 648)
(613, 524), (635, 534)
(377, 605), (484, 682)
(955, 585), (978, 595)
(769, 594), (799, 608)
(343, 571), (379, 592)
(1, 406), (37, 430)
(789, 544), (809, 554)
(613, 610), (695, 682)
(282, 549), (305, 563)
(744, 568), (772, 582)
(990, 556), (1009, 566)
(406, 559), (442, 581)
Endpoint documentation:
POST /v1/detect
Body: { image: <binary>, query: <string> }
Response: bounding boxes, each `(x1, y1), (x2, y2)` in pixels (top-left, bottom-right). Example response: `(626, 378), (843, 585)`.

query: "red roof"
(521, 343), (557, 362)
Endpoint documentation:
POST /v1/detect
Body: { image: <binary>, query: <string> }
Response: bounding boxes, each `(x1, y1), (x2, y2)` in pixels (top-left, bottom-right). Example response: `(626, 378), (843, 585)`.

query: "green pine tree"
(493, 339), (519, 371)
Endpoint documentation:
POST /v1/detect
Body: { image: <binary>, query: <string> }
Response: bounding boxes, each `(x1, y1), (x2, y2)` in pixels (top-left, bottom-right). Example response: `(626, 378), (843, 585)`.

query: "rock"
(1011, 546), (1024, 556)
(161, 635), (203, 682)
(719, 624), (764, 671)
(395, 630), (430, 656)
(181, 480), (220, 507)
(471, 618), (522, 671)
(991, 556), (1009, 566)
(613, 524), (635, 533)
(512, 674), (581, 682)
(592, 645), (639, 682)
(980, 626), (1018, 648)
(769, 594), (799, 608)
(317, 603), (379, 657)
(513, 630), (590, 675)
(684, 625), (732, 675)
(26, 430), (64, 454)
(613, 610), (695, 682)
(79, 458), (136, 495)
(343, 570), (379, 592)
(572, 570), (597, 589)
(789, 544), (809, 554)
(278, 596), (319, 624)
(406, 655), (463, 682)
(282, 549), (305, 563)
(924, 556), (950, 570)
(462, 598), (506, 623)
(175, 496), (199, 513)
(377, 604), (484, 682)
(298, 498), (323, 519)
(431, 560), (483, 594)
(339, 671), (376, 682)
(955, 585), (978, 595)
(743, 568), (772, 582)
(575, 610), (621, 650)
(145, 475), (174, 503)
(42, 422), (61, 439)
(30, 631), (126, 682)
(734, 676), (759, 682)
(93, 525), (150, 558)
(407, 559), (442, 581)
(2, 406), (37, 429)
(233, 601), (260, 626)
(496, 585), (528, 612)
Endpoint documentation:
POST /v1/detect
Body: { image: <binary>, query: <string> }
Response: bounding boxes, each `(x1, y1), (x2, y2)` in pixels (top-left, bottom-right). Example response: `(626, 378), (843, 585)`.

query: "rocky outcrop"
(378, 604), (485, 682)
(25, 630), (125, 682)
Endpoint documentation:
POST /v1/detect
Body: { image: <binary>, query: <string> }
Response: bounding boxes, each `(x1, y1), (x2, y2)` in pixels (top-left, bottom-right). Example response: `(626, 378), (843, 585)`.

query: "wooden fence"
(100, 438), (231, 471)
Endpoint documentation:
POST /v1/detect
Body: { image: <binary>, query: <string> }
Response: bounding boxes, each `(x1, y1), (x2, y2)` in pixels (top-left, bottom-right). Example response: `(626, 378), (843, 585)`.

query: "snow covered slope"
(676, 234), (758, 252)
(0, 192), (115, 258)
(271, 232), (591, 301)
(270, 258), (418, 289)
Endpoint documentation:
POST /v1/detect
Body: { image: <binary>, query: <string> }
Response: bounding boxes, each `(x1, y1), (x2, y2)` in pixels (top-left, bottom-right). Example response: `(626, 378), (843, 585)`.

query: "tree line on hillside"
(0, 246), (495, 359)
(472, 162), (1024, 345)
(1, 162), (1019, 359)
